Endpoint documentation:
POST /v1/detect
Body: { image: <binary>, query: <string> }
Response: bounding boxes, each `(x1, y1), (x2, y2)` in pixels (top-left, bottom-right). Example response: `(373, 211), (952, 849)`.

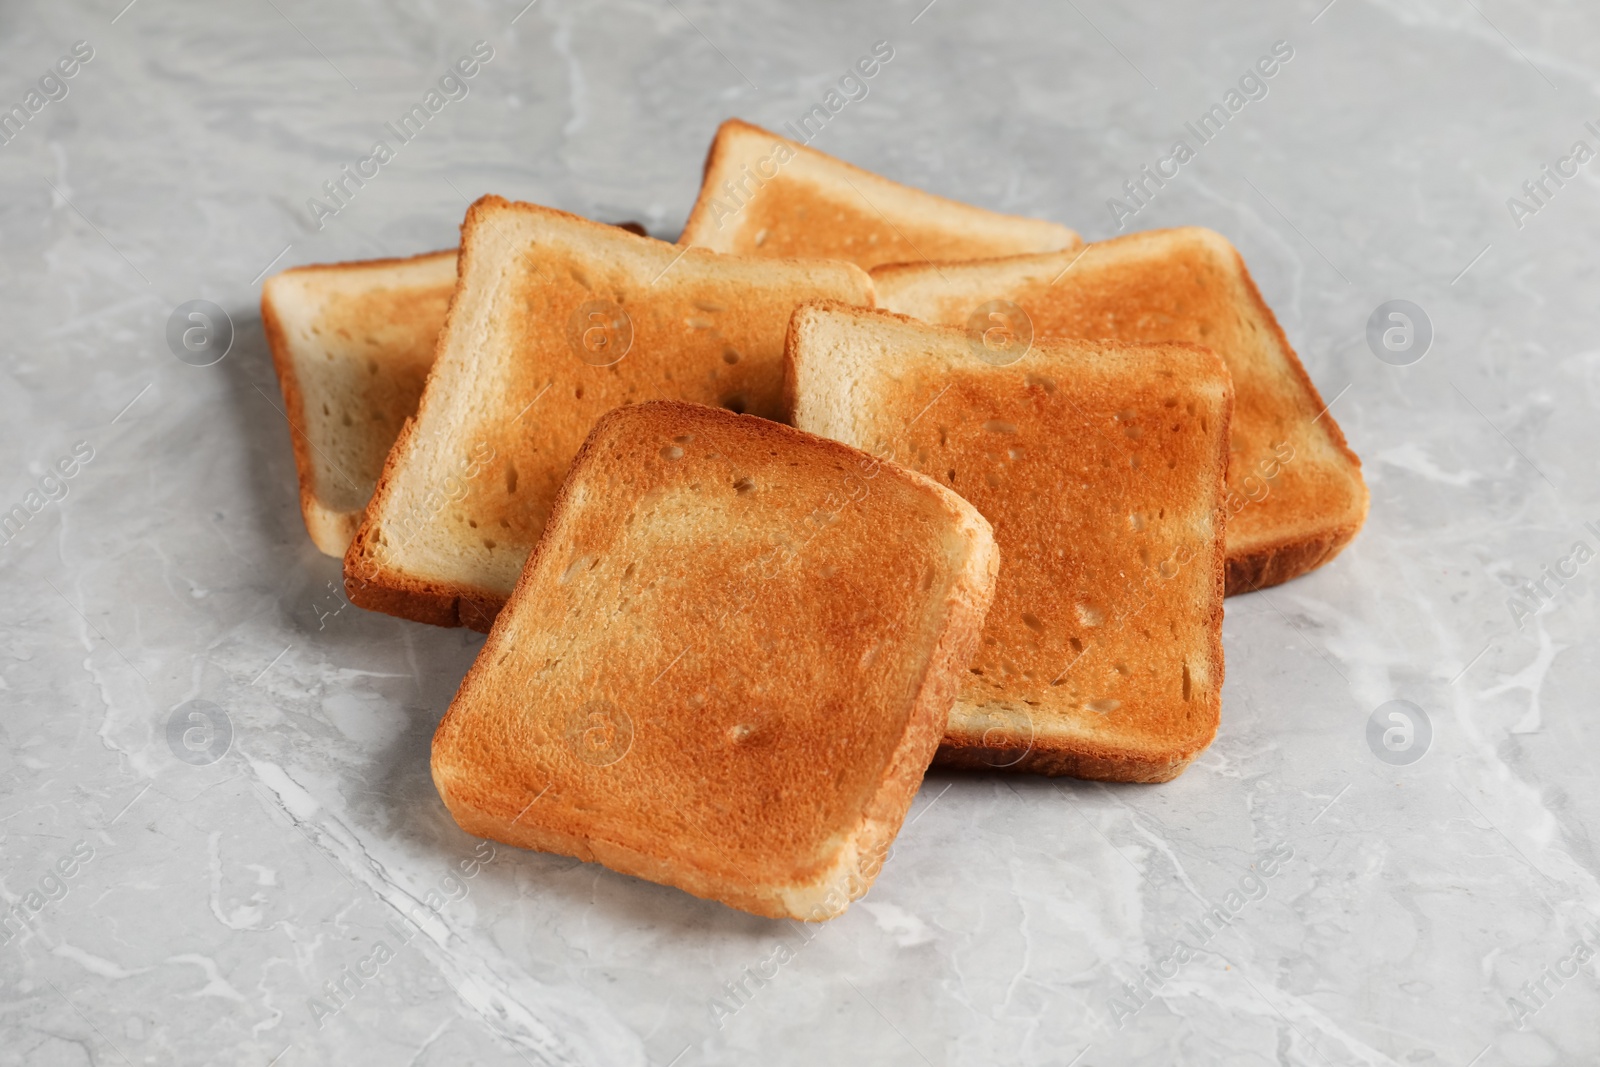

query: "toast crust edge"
(1219, 238), (1368, 593)
(811, 450), (998, 917)
(871, 229), (1370, 594)
(934, 743), (1199, 784)
(340, 406), (510, 633)
(262, 271), (346, 557)
(680, 118), (1081, 256)
(429, 401), (999, 919)
(261, 247), (456, 559)
(339, 210), (505, 630)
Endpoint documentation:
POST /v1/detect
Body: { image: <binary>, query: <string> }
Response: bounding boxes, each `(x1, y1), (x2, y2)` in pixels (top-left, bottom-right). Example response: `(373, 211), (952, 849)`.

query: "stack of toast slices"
(262, 117), (1367, 920)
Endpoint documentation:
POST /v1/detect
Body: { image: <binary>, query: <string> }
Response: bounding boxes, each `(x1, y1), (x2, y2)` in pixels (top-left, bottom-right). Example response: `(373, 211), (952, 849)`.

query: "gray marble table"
(3, 1), (1598, 1063)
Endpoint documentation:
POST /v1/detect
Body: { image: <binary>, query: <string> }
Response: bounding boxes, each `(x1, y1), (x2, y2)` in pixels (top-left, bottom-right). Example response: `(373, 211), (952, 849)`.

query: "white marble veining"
(3, 0), (1600, 1063)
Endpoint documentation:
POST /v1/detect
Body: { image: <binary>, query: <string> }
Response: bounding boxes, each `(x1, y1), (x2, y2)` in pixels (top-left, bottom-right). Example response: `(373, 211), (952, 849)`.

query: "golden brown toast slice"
(786, 304), (1230, 781)
(871, 227), (1368, 594)
(678, 118), (1081, 270)
(431, 401), (998, 919)
(262, 249), (457, 556)
(344, 197), (874, 630)
(262, 224), (647, 558)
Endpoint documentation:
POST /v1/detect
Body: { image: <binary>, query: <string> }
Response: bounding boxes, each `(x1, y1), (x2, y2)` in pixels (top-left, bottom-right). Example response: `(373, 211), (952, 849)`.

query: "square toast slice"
(678, 118), (1081, 270)
(344, 197), (873, 630)
(431, 401), (999, 919)
(871, 227), (1368, 593)
(786, 304), (1230, 781)
(262, 249), (458, 556)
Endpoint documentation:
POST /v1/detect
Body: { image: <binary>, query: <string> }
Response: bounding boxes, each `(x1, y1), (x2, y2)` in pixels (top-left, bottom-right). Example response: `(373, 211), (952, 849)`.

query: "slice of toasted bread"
(871, 227), (1368, 594)
(786, 304), (1230, 781)
(430, 401), (998, 919)
(344, 197), (874, 630)
(678, 118), (1081, 270)
(263, 249), (458, 556)
(262, 225), (648, 558)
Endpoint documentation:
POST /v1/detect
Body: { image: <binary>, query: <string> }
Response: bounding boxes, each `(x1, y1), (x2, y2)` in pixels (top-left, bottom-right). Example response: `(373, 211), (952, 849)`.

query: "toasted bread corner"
(1207, 228), (1368, 592)
(261, 248), (460, 558)
(680, 117), (1081, 268)
(870, 227), (1367, 594)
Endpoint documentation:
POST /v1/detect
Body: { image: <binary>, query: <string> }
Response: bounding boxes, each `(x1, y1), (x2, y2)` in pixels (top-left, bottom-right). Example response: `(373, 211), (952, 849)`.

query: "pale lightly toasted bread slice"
(431, 401), (998, 919)
(786, 304), (1231, 781)
(262, 224), (647, 558)
(262, 249), (458, 556)
(871, 227), (1368, 594)
(678, 118), (1081, 270)
(343, 196), (874, 630)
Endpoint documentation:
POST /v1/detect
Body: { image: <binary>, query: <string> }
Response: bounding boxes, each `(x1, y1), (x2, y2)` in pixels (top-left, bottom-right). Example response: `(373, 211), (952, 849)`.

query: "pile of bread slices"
(262, 118), (1367, 921)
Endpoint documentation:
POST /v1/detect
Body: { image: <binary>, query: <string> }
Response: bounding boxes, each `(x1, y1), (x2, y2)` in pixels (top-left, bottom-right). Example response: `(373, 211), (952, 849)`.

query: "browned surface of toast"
(872, 227), (1368, 594)
(786, 305), (1230, 781)
(430, 401), (999, 918)
(343, 197), (874, 630)
(262, 249), (457, 555)
(678, 119), (1080, 270)
(263, 223), (649, 558)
